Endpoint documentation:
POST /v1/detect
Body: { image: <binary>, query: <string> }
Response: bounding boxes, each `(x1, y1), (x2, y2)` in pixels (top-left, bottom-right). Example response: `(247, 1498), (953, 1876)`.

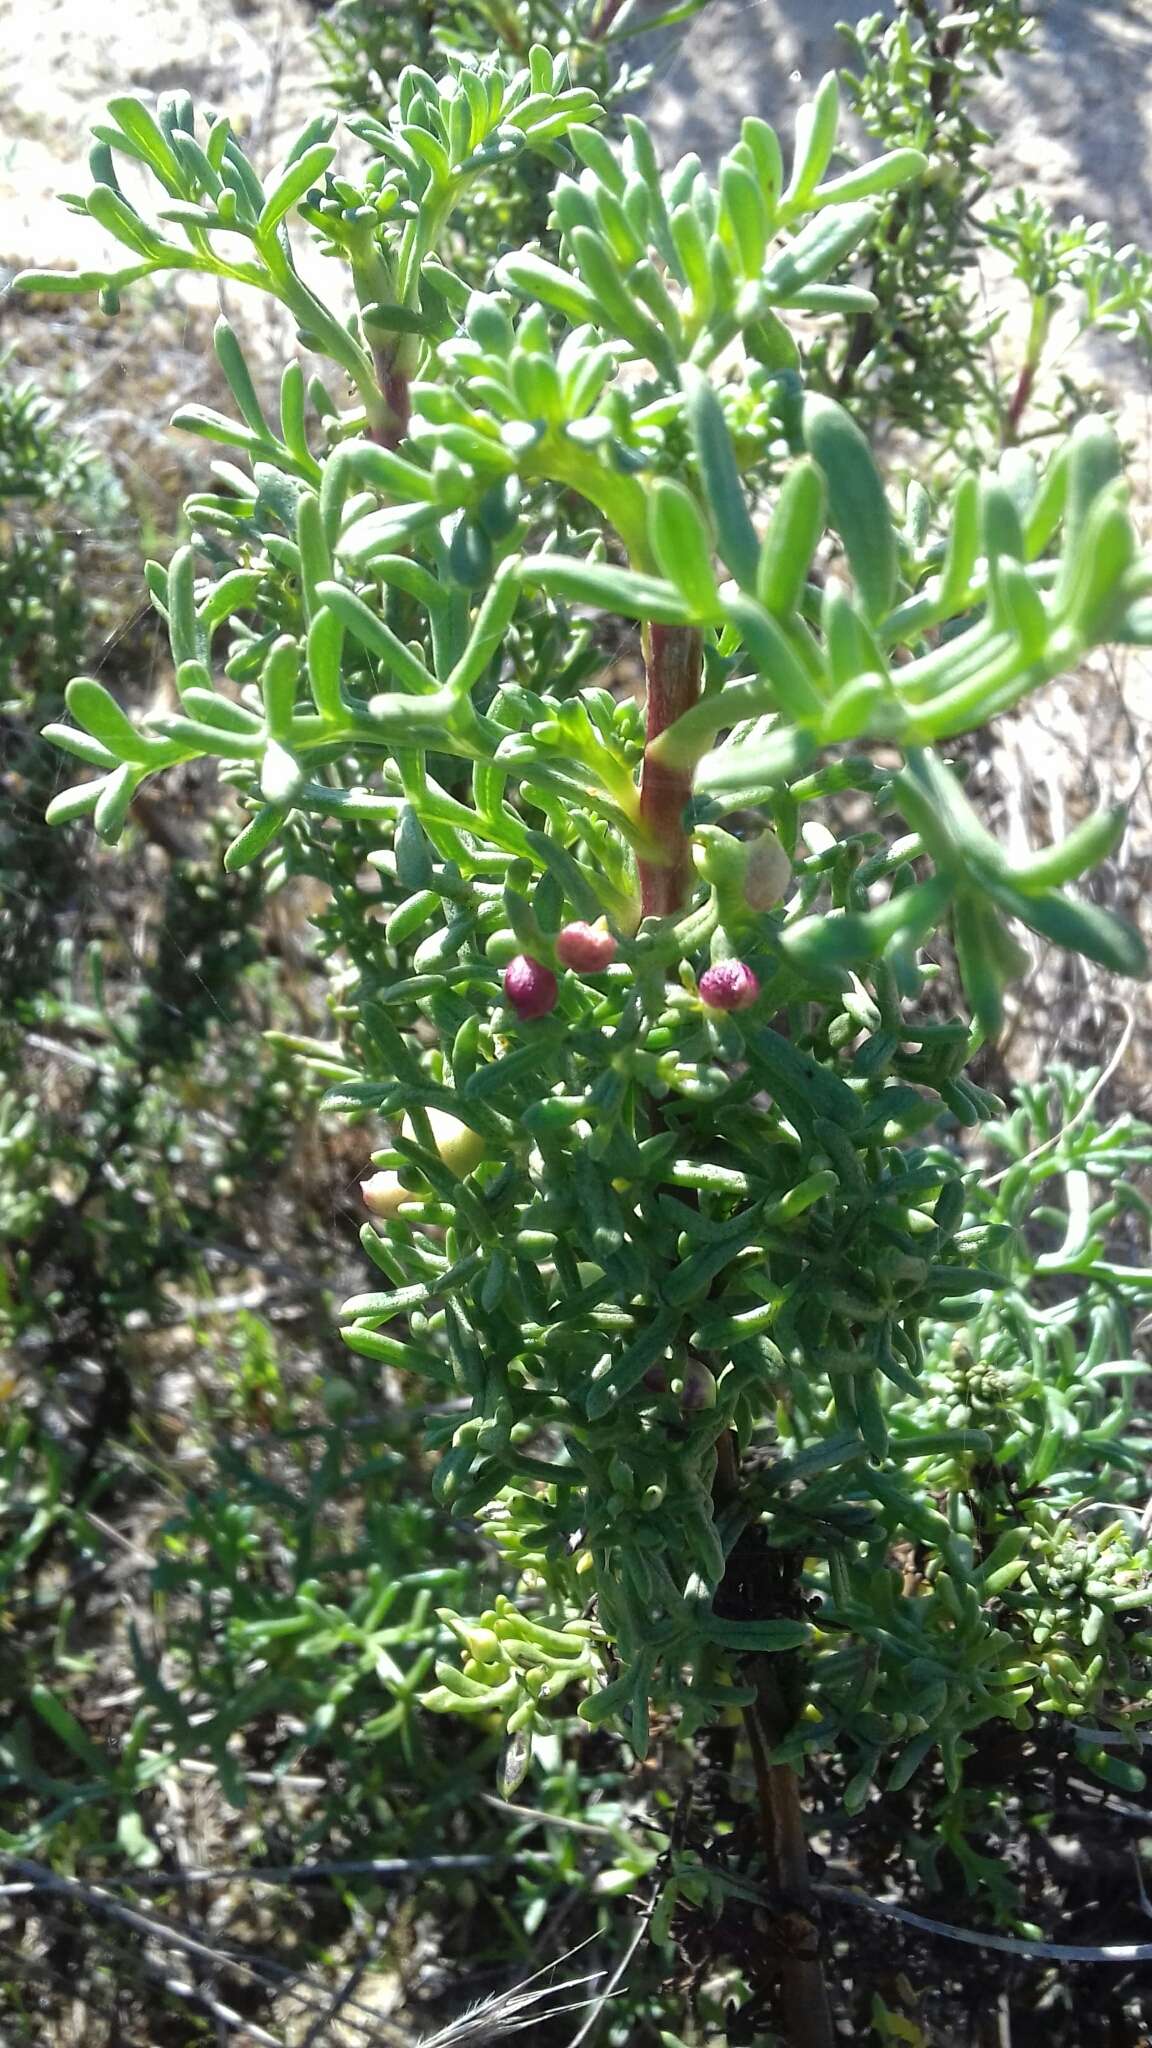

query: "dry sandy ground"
(640, 0), (1152, 233)
(0, 0), (324, 278)
(3, 0), (1150, 265)
(3, 2), (1150, 273)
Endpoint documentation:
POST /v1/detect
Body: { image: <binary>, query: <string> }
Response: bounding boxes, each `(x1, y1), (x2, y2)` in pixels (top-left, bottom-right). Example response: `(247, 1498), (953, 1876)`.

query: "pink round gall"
(555, 920), (618, 972)
(503, 953), (559, 1021)
(698, 959), (760, 1013)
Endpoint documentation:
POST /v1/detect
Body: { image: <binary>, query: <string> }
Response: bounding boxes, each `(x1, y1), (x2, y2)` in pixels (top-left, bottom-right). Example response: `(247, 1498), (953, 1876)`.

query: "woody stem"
(367, 342), (411, 451)
(638, 622), (702, 919)
(712, 1433), (834, 2048)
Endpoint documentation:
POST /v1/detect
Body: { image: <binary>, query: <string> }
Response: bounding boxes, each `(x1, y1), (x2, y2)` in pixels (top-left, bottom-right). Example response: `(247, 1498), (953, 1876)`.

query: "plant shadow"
(636, 0), (1152, 247)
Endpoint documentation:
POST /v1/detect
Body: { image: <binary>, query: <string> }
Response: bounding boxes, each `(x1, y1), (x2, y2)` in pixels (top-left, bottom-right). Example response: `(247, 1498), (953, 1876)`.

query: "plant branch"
(713, 1438), (834, 2048)
(638, 623), (702, 917)
(743, 1687), (835, 2048)
(368, 345), (413, 449)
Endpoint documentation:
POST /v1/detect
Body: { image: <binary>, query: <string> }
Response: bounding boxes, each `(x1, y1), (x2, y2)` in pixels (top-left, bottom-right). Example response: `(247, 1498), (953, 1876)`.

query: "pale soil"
(640, 0), (1152, 231)
(0, 0), (325, 277)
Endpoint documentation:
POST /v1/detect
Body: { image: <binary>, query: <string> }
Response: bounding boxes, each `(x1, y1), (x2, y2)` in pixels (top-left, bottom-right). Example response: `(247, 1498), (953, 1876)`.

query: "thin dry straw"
(0, 1852), (501, 1893)
(566, 1893), (657, 2048)
(1, 1878), (377, 2046)
(818, 1883), (1152, 1965)
(1, 1859), (427, 2045)
(0, 1928), (284, 2048)
(126, 1955), (286, 2047)
(981, 1001), (1135, 1190)
(419, 1944), (606, 2047)
(1, 1857), (610, 2046)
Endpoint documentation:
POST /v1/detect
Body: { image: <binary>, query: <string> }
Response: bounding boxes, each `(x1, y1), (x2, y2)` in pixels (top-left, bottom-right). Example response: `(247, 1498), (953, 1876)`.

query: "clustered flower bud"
(742, 830), (791, 911)
(693, 822), (792, 916)
(361, 1109), (489, 1219)
(361, 1169), (408, 1219)
(698, 959), (760, 1013)
(555, 919), (617, 972)
(503, 953), (558, 1020)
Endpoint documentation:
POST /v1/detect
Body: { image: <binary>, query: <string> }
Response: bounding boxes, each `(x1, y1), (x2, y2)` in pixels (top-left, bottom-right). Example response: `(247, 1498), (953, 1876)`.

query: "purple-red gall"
(503, 953), (558, 1020)
(680, 1362), (718, 1411)
(555, 919), (618, 972)
(698, 959), (760, 1013)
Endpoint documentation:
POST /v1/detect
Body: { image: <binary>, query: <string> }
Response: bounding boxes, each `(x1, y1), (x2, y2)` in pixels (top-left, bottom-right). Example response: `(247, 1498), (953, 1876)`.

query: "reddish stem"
(368, 347), (411, 451)
(1002, 357), (1036, 449)
(589, 0), (629, 37)
(638, 622), (702, 919)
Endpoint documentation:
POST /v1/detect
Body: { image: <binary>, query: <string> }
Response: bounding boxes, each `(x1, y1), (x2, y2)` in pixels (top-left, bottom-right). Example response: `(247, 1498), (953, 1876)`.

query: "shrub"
(14, 31), (1152, 2042)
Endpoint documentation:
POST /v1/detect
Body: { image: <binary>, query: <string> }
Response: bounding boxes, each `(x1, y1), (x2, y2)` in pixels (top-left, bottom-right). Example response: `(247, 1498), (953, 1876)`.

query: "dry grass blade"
(566, 1899), (654, 2048)
(417, 1937), (606, 2047)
